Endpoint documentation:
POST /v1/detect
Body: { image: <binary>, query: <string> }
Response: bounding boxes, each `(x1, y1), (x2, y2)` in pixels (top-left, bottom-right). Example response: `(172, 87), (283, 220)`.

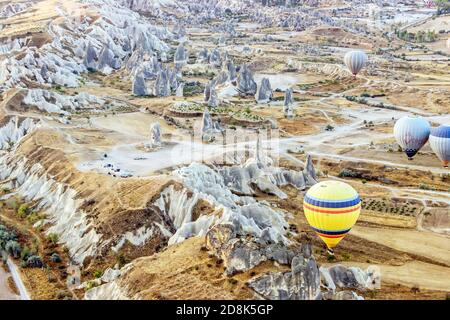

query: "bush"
(25, 255), (43, 268)
(46, 233), (59, 245)
(21, 246), (33, 261)
(17, 204), (31, 218)
(93, 270), (103, 279)
(5, 240), (21, 258)
(51, 253), (62, 263)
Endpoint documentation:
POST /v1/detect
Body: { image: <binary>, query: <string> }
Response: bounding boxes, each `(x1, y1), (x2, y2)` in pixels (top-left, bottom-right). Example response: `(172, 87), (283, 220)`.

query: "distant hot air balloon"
(423, 0), (435, 8)
(394, 116), (430, 160)
(303, 181), (361, 255)
(344, 50), (368, 76)
(429, 125), (450, 168)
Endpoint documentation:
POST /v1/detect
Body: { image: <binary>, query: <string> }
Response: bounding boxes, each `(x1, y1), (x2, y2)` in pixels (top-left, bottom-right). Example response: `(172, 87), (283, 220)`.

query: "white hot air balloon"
(344, 50), (368, 76)
(394, 116), (430, 160)
(429, 125), (450, 168)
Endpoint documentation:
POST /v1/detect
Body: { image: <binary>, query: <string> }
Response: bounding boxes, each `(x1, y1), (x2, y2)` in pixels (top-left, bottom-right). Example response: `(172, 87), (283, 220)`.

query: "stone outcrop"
(320, 265), (380, 292)
(150, 122), (161, 148)
(237, 64), (257, 96)
(248, 246), (321, 300)
(83, 42), (98, 71)
(256, 77), (273, 103)
(154, 69), (171, 97)
(201, 107), (222, 140)
(207, 82), (219, 108)
(176, 82), (184, 97)
(225, 60), (237, 84)
(206, 223), (311, 276)
(97, 43), (121, 73)
(284, 88), (294, 118)
(132, 72), (149, 96)
(174, 42), (188, 68)
(197, 48), (209, 63)
(209, 48), (222, 67)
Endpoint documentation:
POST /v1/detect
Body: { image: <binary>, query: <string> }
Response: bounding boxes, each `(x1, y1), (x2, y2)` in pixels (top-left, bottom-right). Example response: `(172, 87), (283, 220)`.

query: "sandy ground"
(351, 225), (450, 266)
(0, 263), (19, 300)
(329, 260), (450, 292)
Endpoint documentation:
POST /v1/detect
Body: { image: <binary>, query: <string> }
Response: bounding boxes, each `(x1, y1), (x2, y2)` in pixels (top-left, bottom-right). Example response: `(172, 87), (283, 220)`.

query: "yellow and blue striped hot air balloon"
(303, 181), (361, 254)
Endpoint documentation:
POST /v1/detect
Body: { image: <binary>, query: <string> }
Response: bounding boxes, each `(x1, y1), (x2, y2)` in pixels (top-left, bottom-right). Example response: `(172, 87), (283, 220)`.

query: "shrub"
(93, 270), (103, 279)
(5, 240), (21, 258)
(25, 255), (43, 268)
(21, 246), (32, 261)
(51, 253), (62, 263)
(46, 233), (59, 245)
(17, 204), (31, 218)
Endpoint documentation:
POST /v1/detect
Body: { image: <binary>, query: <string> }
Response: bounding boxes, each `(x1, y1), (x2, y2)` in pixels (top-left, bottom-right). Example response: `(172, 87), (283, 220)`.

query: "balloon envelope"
(303, 181), (361, 250)
(429, 125), (450, 167)
(394, 116), (430, 159)
(344, 50), (367, 76)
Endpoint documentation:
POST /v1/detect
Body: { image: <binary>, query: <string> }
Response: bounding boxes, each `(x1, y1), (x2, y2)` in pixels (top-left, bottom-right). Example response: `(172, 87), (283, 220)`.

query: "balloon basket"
(326, 248), (335, 256)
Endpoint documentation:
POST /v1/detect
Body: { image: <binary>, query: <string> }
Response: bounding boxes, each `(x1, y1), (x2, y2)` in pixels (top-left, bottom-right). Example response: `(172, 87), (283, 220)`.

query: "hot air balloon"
(394, 116), (430, 160)
(429, 125), (450, 168)
(344, 50), (368, 76)
(303, 181), (361, 255)
(423, 0), (435, 8)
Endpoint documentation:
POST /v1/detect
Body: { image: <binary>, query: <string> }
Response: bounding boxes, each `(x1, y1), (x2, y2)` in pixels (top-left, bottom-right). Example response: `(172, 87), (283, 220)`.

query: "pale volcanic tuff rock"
(0, 37), (28, 55)
(167, 162), (292, 246)
(196, 48), (210, 63)
(201, 107), (223, 139)
(219, 154), (318, 198)
(0, 143), (178, 264)
(174, 42), (188, 68)
(320, 265), (380, 292)
(204, 81), (212, 102)
(118, 0), (176, 12)
(167, 153), (318, 248)
(206, 223), (313, 276)
(0, 155), (101, 264)
(176, 82), (184, 97)
(132, 72), (149, 96)
(0, 0), (172, 90)
(97, 43), (122, 74)
(248, 246), (322, 300)
(83, 42), (98, 71)
(0, 117), (39, 150)
(213, 70), (230, 86)
(207, 83), (220, 108)
(237, 64), (257, 96)
(23, 89), (108, 115)
(284, 88), (294, 118)
(149, 122), (162, 148)
(0, 2), (31, 18)
(225, 60), (238, 83)
(209, 48), (222, 67)
(256, 77), (273, 103)
(154, 68), (172, 97)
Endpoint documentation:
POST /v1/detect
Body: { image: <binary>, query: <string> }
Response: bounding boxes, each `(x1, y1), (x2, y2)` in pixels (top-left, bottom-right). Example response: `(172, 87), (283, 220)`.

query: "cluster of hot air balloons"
(394, 116), (450, 167)
(303, 181), (361, 254)
(344, 50), (368, 77)
(302, 119), (449, 253)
